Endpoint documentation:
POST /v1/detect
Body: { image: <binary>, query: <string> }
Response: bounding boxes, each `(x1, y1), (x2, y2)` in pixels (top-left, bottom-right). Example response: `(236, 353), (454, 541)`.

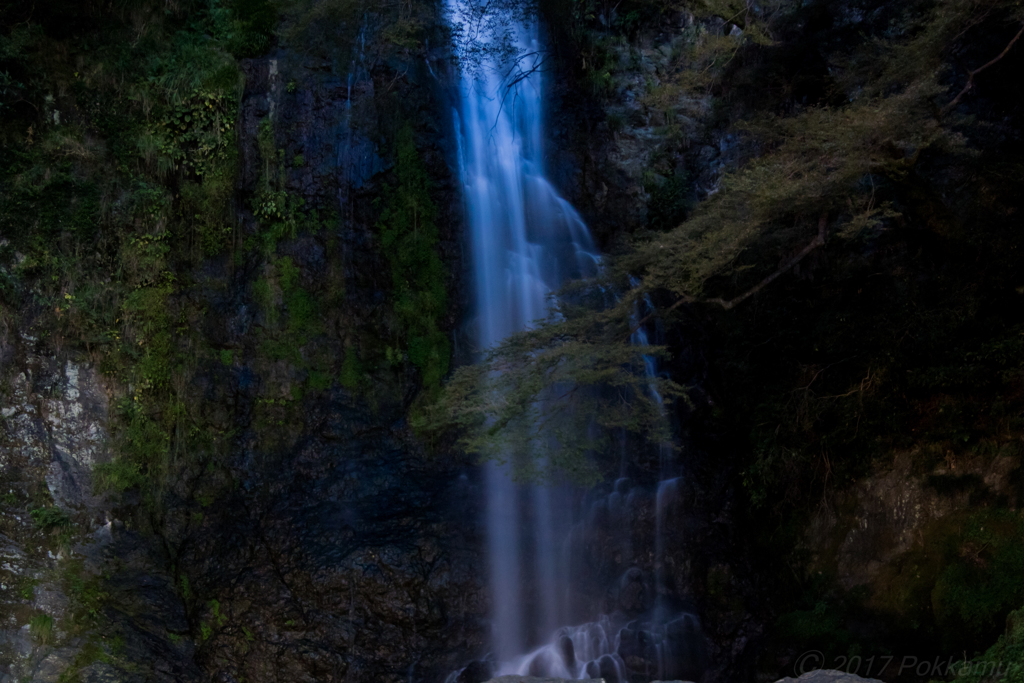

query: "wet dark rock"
(597, 653), (623, 683)
(79, 661), (129, 683)
(172, 378), (483, 683)
(663, 615), (705, 681)
(556, 634), (575, 671)
(456, 659), (494, 683)
(160, 38), (482, 683)
(617, 624), (658, 675)
(618, 567), (648, 614)
(528, 651), (560, 678)
(487, 677), (602, 683)
(31, 648), (79, 683)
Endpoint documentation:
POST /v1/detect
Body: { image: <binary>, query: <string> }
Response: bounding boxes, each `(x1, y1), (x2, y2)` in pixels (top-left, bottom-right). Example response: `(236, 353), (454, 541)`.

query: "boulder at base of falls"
(484, 678), (702, 683)
(776, 671), (883, 683)
(484, 677), (606, 683)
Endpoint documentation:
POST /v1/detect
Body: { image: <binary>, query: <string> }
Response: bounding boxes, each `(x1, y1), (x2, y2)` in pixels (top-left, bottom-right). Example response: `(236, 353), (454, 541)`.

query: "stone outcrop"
(776, 670), (882, 683)
(0, 334), (203, 682)
(801, 445), (1023, 610)
(1, 336), (111, 681)
(0, 342), (110, 514)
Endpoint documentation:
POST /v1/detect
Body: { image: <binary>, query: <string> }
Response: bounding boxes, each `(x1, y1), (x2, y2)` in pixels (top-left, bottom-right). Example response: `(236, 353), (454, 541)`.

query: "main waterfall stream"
(447, 3), (703, 681)
(449, 0), (600, 665)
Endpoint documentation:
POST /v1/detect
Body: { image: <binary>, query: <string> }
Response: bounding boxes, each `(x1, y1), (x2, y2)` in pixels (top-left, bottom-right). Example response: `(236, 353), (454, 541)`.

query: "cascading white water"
(447, 3), (703, 681)
(448, 0), (601, 665)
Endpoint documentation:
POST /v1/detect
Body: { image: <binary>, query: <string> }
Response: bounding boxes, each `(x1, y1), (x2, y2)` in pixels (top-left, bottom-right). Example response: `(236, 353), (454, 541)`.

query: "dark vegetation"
(376, 124), (450, 392)
(694, 4), (1024, 670)
(0, 0), (262, 501)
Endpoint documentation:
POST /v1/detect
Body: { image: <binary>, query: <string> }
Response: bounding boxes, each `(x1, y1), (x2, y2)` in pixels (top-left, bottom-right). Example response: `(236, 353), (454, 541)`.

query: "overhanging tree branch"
(627, 213), (828, 339)
(941, 22), (1024, 117)
(706, 211), (828, 311)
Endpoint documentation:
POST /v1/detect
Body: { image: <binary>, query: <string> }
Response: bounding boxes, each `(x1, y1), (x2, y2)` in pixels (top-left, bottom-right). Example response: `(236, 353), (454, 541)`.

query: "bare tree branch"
(627, 213), (829, 339)
(941, 22), (1024, 117)
(706, 211), (828, 311)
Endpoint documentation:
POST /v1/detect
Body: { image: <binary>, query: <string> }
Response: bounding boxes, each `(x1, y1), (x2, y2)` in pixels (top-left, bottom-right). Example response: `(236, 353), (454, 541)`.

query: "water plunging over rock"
(446, 3), (705, 681)
(448, 0), (600, 666)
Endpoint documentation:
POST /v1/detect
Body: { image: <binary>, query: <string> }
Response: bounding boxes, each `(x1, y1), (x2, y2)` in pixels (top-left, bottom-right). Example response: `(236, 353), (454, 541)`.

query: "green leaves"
(622, 78), (954, 304)
(28, 614), (54, 645)
(220, 0), (277, 57)
(30, 506), (72, 533)
(155, 88), (237, 178)
(252, 188), (305, 254)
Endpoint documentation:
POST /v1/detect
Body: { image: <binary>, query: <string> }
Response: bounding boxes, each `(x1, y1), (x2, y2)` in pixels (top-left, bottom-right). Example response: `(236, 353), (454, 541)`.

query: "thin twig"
(493, 52), (549, 131)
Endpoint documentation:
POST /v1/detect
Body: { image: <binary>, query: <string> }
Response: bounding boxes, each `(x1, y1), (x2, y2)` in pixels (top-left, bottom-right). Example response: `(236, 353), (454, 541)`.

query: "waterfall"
(447, 3), (703, 681)
(448, 0), (600, 665)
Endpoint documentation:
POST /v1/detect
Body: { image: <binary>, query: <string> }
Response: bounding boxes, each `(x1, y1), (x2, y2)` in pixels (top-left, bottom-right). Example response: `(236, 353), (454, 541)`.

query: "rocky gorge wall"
(0, 2), (488, 681)
(1, 2), (762, 679)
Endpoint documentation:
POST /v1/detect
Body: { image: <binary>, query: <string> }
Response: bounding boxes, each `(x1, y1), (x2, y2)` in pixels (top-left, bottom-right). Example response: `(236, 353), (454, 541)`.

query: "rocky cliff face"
(1, 5), (486, 682)
(0, 332), (204, 683)
(160, 40), (485, 683)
